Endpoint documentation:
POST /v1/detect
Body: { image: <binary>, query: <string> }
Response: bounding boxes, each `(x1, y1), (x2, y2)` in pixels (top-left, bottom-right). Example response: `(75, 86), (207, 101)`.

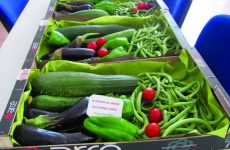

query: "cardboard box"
(0, 0), (229, 149)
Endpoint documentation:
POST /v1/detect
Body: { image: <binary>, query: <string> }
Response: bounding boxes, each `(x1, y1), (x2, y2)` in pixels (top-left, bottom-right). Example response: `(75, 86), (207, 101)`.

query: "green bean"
(174, 89), (193, 101)
(131, 88), (143, 123)
(179, 81), (198, 93)
(128, 41), (134, 54)
(169, 89), (178, 102)
(138, 112), (149, 135)
(174, 127), (194, 133)
(140, 48), (147, 58)
(142, 48), (155, 57)
(135, 92), (143, 112)
(160, 101), (196, 110)
(161, 104), (194, 130)
(199, 98), (213, 120)
(141, 100), (156, 112)
(163, 110), (169, 125)
(162, 118), (214, 137)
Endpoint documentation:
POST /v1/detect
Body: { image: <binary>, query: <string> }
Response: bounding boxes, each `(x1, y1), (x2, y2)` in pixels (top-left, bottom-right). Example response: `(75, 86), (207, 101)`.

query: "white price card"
(87, 94), (123, 117)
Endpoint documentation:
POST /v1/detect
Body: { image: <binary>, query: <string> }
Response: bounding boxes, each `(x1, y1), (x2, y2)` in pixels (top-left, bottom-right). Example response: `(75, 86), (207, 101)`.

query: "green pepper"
(48, 30), (70, 46)
(84, 29), (136, 43)
(119, 95), (134, 119)
(103, 46), (128, 59)
(104, 93), (134, 118)
(102, 37), (130, 50)
(93, 1), (116, 15)
(84, 116), (138, 141)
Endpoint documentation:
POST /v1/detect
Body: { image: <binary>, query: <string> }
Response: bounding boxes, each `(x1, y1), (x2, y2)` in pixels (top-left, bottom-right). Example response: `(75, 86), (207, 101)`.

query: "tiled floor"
(0, 21), (8, 48)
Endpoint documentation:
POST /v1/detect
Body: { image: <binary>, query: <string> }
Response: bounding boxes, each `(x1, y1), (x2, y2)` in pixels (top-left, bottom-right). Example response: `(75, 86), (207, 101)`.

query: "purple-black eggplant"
(14, 124), (96, 146)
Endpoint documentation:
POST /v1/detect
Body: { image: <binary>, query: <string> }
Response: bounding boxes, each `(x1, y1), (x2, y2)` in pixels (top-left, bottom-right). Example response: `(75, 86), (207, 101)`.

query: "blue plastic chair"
(195, 14), (230, 95)
(0, 0), (28, 32)
(163, 0), (192, 27)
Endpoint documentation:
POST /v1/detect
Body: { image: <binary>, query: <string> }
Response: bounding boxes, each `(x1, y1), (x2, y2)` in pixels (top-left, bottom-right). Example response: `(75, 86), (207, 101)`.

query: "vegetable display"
(38, 13), (181, 62)
(9, 0), (229, 148)
(13, 63), (228, 146)
(54, 0), (158, 21)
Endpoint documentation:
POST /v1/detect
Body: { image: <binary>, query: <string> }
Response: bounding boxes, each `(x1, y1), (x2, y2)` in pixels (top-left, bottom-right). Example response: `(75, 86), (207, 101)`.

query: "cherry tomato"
(142, 88), (156, 101)
(87, 41), (97, 50)
(145, 123), (161, 137)
(96, 37), (107, 48)
(132, 7), (139, 13)
(149, 108), (162, 123)
(97, 48), (109, 57)
(143, 2), (150, 10)
(137, 1), (144, 10)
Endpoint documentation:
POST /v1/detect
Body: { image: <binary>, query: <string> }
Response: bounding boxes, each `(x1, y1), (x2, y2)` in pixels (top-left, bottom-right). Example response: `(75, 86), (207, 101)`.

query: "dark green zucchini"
(31, 72), (138, 97)
(31, 95), (82, 112)
(56, 24), (133, 41)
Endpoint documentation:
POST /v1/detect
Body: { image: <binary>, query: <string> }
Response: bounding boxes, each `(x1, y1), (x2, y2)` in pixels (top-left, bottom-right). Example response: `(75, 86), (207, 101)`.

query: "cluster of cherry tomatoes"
(132, 1), (154, 13)
(142, 87), (162, 137)
(87, 37), (110, 57)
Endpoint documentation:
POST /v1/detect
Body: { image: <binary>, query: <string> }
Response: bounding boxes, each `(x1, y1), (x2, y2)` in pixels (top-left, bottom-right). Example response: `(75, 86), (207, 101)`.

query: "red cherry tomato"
(97, 48), (109, 57)
(137, 1), (144, 10)
(142, 88), (156, 101)
(96, 37), (107, 48)
(132, 7), (139, 13)
(143, 2), (150, 10)
(87, 41), (97, 50)
(145, 123), (161, 137)
(149, 108), (162, 123)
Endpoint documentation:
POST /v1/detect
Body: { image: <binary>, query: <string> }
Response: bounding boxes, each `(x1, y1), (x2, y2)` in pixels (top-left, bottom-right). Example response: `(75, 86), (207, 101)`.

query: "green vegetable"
(84, 116), (138, 141)
(93, 1), (116, 15)
(105, 94), (134, 118)
(47, 30), (70, 46)
(102, 37), (129, 50)
(103, 46), (128, 59)
(31, 95), (81, 112)
(119, 95), (134, 118)
(85, 29), (136, 43)
(56, 24), (133, 41)
(55, 9), (110, 22)
(128, 17), (181, 57)
(31, 72), (138, 97)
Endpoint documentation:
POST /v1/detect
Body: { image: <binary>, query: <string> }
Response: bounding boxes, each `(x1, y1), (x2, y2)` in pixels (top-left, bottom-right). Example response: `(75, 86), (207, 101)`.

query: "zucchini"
(56, 24), (133, 41)
(31, 95), (81, 112)
(54, 9), (109, 21)
(31, 72), (138, 97)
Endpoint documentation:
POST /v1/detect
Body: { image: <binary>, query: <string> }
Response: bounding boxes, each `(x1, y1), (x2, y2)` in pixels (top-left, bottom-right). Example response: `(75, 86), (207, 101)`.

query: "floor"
(0, 0), (230, 48)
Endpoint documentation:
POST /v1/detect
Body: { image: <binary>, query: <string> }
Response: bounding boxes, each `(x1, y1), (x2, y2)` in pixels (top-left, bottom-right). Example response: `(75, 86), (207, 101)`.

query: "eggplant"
(59, 10), (71, 14)
(54, 97), (89, 125)
(25, 97), (89, 129)
(25, 108), (57, 119)
(50, 48), (96, 60)
(14, 124), (96, 146)
(65, 1), (93, 6)
(57, 3), (92, 13)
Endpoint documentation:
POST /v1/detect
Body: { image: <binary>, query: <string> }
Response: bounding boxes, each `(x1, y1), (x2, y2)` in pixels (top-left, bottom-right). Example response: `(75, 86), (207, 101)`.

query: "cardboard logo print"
(4, 101), (18, 120)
